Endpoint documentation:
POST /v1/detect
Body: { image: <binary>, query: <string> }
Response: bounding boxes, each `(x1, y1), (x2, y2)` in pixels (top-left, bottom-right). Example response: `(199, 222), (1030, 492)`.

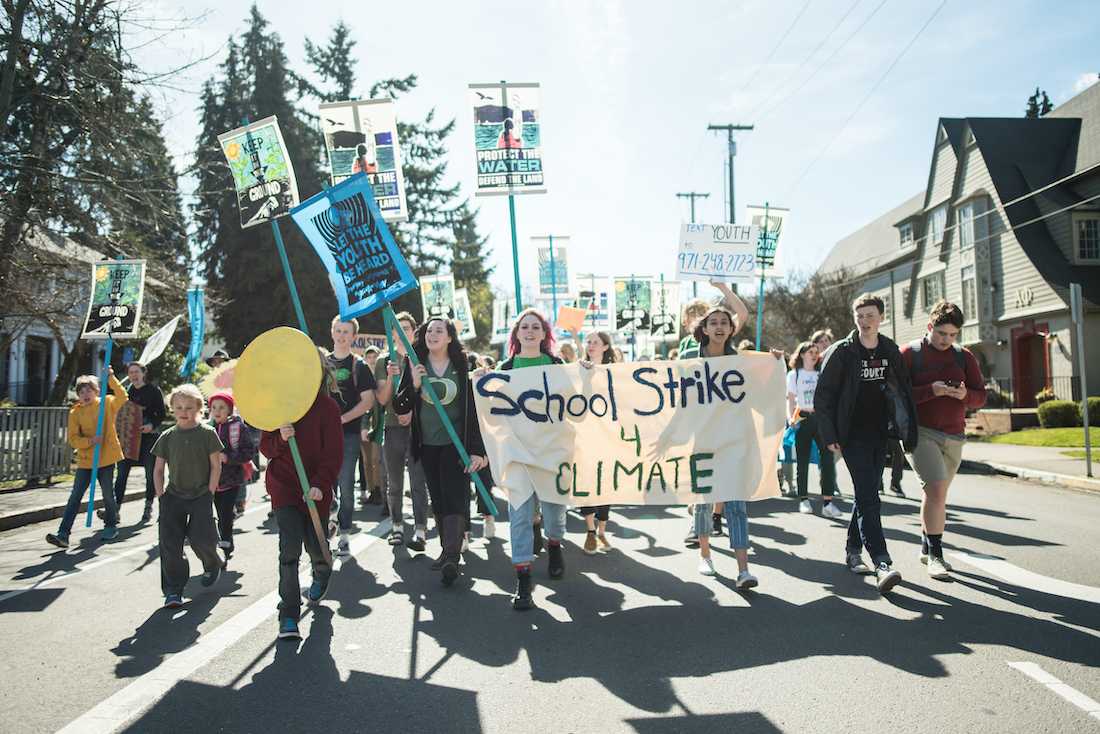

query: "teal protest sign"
(290, 173), (417, 320)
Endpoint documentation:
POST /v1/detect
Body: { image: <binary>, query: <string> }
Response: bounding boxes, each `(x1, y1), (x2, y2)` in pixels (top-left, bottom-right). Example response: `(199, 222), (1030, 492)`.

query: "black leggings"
(213, 488), (239, 552)
(421, 443), (469, 517)
(580, 505), (610, 522)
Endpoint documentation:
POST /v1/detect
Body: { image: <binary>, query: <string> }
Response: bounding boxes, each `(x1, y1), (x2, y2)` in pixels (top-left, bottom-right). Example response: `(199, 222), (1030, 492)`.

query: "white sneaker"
(798, 499), (813, 514)
(698, 557), (716, 576)
(926, 556), (951, 580)
(484, 515), (496, 539)
(337, 532), (350, 557)
(217, 540), (231, 550)
(822, 502), (844, 520)
(735, 569), (759, 589)
(919, 552), (953, 571)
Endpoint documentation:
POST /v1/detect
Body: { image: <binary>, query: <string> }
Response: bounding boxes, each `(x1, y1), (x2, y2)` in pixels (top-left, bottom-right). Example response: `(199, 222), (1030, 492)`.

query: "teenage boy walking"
(815, 293), (918, 594)
(901, 300), (986, 579)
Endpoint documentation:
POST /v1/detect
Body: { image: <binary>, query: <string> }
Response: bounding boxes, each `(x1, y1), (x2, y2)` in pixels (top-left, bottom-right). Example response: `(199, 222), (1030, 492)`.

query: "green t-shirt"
(678, 334), (699, 356)
(374, 353), (403, 428)
(510, 353), (555, 369)
(420, 361), (465, 446)
(152, 423), (224, 499)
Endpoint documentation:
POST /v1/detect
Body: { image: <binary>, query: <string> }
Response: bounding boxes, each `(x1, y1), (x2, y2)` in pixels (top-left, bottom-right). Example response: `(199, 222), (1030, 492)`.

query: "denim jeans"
(58, 464), (117, 537)
(382, 424), (428, 531)
(842, 439), (892, 564)
(336, 430), (361, 531)
(509, 493), (567, 565)
(276, 505), (332, 623)
(692, 501), (750, 550)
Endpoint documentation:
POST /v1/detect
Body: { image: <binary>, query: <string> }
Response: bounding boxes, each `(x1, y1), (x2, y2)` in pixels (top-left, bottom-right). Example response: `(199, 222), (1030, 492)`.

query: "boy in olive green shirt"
(152, 384), (225, 608)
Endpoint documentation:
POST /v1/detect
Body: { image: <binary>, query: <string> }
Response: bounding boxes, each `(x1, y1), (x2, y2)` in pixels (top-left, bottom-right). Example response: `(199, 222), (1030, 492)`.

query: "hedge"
(1037, 400), (1081, 428)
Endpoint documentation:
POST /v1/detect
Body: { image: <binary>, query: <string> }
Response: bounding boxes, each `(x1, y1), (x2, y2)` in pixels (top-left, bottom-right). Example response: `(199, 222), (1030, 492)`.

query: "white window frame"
(921, 271), (945, 310)
(899, 222), (914, 249)
(960, 265), (978, 323)
(1074, 213), (1100, 263)
(928, 204), (947, 245)
(957, 202), (975, 250)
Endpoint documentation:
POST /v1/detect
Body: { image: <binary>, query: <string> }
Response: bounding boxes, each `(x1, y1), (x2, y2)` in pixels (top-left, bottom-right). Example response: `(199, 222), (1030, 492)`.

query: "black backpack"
(908, 338), (965, 377)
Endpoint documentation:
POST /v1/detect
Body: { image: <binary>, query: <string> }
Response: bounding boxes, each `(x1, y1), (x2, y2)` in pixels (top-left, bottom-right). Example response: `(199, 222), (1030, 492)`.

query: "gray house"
(819, 82), (1100, 407)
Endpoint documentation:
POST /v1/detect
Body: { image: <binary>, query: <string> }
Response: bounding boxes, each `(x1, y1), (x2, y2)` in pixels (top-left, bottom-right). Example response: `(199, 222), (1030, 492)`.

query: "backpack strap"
(908, 339), (924, 377)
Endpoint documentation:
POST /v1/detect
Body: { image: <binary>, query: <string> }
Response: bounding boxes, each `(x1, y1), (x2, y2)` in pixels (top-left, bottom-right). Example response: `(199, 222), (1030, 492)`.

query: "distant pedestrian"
(578, 330), (618, 554)
(786, 342), (841, 518)
(110, 361), (165, 523)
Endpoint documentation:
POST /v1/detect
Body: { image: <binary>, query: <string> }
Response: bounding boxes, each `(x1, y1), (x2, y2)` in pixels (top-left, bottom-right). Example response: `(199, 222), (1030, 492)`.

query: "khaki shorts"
(908, 426), (964, 485)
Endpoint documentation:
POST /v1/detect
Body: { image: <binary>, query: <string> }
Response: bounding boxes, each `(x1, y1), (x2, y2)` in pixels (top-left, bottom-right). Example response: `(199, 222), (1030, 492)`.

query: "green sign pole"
(755, 202), (770, 351)
(384, 305), (498, 516)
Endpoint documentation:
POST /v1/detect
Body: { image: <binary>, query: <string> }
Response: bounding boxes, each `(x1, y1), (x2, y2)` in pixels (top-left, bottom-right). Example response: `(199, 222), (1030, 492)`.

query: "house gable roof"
(817, 192), (924, 278)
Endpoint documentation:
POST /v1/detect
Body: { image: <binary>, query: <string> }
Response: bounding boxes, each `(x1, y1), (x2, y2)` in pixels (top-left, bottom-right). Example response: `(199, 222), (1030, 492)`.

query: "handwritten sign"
(676, 223), (759, 282)
(473, 354), (785, 506)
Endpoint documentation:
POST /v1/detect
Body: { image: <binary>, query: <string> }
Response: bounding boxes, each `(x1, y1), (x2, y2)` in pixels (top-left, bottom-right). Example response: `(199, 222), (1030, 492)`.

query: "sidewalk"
(962, 441), (1100, 493)
(0, 472), (151, 532)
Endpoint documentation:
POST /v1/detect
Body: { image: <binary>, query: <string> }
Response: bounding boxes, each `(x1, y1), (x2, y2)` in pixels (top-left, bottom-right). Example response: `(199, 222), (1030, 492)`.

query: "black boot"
(547, 542), (565, 579)
(532, 518), (544, 556)
(512, 568), (533, 610)
(440, 515), (463, 586)
(141, 501), (153, 523)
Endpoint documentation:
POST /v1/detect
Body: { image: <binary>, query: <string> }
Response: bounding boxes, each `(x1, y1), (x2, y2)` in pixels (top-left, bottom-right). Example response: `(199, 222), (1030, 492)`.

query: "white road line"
(0, 503), (273, 606)
(950, 551), (1100, 605)
(57, 519), (391, 734)
(1008, 661), (1100, 721)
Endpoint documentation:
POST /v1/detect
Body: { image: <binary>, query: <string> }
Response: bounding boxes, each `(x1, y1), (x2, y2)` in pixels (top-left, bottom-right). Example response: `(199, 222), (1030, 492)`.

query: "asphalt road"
(1, 464), (1098, 733)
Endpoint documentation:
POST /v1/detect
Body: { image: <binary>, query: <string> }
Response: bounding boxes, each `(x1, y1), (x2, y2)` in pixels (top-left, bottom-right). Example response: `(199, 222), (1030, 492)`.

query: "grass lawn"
(984, 427), (1100, 448)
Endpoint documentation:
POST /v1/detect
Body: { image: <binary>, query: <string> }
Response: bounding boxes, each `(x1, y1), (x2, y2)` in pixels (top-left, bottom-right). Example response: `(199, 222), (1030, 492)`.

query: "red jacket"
(901, 339), (987, 436)
(260, 392), (343, 515)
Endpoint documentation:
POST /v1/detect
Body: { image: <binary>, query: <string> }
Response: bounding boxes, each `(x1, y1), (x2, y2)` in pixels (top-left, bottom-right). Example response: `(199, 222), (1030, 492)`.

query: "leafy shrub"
(1037, 400), (1081, 428)
(1087, 396), (1100, 427)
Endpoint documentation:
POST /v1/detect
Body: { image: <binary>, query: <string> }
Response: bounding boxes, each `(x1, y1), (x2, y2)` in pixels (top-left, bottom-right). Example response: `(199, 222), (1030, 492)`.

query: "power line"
(732, 0), (813, 115)
(757, 0), (890, 122)
(784, 0), (946, 197)
(747, 0), (862, 122)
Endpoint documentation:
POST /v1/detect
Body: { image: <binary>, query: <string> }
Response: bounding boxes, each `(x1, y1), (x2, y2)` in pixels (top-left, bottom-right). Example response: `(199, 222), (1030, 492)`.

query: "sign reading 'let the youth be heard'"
(473, 354), (786, 507)
(290, 173), (417, 319)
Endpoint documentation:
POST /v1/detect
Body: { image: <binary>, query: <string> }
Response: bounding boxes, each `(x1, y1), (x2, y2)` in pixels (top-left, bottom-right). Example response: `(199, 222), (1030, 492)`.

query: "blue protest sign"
(289, 172), (417, 320)
(179, 287), (205, 378)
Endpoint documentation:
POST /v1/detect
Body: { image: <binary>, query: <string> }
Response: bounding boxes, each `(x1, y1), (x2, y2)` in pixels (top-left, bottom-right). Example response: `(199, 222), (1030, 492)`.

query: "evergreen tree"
(193, 6), (336, 354)
(450, 201), (493, 349)
(1025, 87), (1054, 118)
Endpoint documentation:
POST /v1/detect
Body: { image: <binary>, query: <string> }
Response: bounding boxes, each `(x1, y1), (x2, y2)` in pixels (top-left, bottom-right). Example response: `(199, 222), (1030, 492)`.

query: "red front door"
(1011, 320), (1050, 407)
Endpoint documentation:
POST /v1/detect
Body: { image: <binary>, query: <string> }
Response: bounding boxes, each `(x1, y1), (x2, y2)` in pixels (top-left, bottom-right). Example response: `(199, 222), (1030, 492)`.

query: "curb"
(961, 458), (1100, 494)
(0, 488), (149, 532)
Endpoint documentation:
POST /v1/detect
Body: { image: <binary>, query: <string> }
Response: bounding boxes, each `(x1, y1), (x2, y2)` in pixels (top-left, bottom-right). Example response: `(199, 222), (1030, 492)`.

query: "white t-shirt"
(786, 367), (820, 413)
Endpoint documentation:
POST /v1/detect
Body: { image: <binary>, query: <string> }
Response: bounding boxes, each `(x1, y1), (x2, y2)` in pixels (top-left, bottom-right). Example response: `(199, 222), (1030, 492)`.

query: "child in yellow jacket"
(46, 367), (128, 548)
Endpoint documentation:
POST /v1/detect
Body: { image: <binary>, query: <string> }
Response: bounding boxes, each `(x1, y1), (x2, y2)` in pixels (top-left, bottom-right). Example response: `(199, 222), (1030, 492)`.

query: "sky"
(136, 0), (1099, 303)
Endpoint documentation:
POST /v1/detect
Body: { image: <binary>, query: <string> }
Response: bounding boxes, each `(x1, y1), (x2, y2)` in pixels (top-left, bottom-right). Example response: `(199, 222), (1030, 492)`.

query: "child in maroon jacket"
(900, 300), (986, 581)
(261, 381), (343, 641)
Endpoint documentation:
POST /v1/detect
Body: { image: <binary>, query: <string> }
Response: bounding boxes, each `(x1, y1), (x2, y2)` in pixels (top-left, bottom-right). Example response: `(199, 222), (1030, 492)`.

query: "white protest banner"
(473, 354), (785, 506)
(453, 288), (476, 341)
(746, 204), (790, 278)
(613, 276), (652, 332)
(676, 223), (759, 282)
(82, 260), (146, 340)
(217, 116), (299, 229)
(420, 274), (456, 320)
(469, 82), (545, 196)
(320, 98), (408, 221)
(490, 298), (513, 345)
(576, 274), (613, 331)
(137, 315), (181, 365)
(650, 280), (681, 342)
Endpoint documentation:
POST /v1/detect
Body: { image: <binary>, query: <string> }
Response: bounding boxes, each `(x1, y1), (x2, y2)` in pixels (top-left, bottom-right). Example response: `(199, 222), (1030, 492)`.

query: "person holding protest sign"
(109, 362), (165, 524)
(683, 306), (759, 589)
(393, 317), (488, 587)
(787, 342), (841, 518)
(375, 312), (431, 551)
(208, 392), (257, 564)
(153, 385), (226, 609)
(261, 354), (343, 640)
(901, 301), (986, 580)
(46, 368), (128, 548)
(327, 316), (378, 558)
(815, 294), (918, 594)
(578, 330), (618, 554)
(498, 309), (566, 610)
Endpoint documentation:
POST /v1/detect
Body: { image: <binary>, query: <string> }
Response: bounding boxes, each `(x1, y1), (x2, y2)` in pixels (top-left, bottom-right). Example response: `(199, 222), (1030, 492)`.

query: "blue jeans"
(693, 501), (750, 550)
(842, 439), (891, 565)
(336, 431), (361, 531)
(58, 465), (118, 537)
(509, 493), (567, 565)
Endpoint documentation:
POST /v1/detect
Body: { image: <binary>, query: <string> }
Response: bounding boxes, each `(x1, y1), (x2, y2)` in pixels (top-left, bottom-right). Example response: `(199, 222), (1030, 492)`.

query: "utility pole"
(677, 191), (709, 297)
(707, 124), (753, 223)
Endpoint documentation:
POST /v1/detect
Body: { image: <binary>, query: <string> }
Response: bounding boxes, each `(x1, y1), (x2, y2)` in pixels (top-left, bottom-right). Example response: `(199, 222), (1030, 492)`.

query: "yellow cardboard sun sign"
(233, 327), (321, 431)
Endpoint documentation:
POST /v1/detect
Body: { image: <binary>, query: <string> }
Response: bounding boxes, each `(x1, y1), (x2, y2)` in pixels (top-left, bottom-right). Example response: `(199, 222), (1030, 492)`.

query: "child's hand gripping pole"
(384, 306), (498, 517)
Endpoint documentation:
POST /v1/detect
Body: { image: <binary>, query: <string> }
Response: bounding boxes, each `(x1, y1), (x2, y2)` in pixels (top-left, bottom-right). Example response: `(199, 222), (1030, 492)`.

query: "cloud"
(1074, 72), (1099, 94)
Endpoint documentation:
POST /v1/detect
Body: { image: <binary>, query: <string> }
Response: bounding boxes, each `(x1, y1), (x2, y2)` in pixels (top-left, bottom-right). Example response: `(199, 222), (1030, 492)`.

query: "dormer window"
(899, 222), (914, 248)
(928, 203), (947, 245)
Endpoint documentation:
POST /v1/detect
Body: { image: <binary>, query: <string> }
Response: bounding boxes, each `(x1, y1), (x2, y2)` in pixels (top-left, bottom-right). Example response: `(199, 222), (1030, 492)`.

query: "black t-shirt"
(327, 353), (377, 434)
(851, 341), (888, 439)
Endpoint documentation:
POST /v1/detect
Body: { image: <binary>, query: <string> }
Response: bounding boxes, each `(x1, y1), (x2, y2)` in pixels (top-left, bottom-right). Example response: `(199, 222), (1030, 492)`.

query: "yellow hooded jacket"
(68, 373), (128, 470)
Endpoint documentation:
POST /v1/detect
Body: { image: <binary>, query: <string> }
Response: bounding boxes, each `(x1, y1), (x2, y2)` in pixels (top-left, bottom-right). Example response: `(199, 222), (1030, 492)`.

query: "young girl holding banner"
(684, 306), (759, 589)
(497, 309), (565, 611)
(577, 330), (618, 554)
(393, 317), (488, 587)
